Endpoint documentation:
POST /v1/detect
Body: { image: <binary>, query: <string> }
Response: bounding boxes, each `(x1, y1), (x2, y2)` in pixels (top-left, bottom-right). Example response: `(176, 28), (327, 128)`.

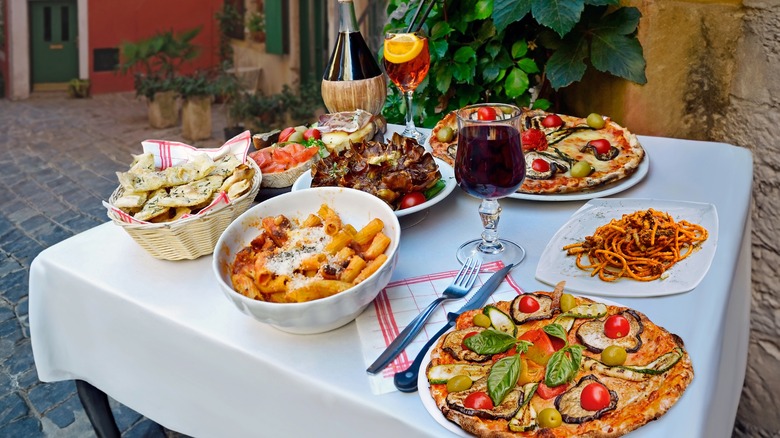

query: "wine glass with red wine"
(454, 103), (526, 265)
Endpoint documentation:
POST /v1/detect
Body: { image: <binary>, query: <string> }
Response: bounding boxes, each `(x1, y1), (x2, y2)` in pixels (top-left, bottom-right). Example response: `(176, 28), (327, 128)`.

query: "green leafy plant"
(383, 0), (646, 128)
(119, 27), (202, 100)
(246, 11), (265, 33)
(214, 2), (242, 64)
(67, 78), (91, 98)
(279, 81), (325, 126)
(175, 71), (215, 100)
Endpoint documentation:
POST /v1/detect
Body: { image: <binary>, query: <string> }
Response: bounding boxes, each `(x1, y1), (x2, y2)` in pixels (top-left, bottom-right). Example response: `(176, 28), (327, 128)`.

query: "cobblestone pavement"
(0, 92), (228, 437)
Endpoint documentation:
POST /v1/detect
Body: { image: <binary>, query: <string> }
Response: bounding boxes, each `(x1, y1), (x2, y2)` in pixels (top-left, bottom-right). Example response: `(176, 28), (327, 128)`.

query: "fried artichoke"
(310, 133), (442, 209)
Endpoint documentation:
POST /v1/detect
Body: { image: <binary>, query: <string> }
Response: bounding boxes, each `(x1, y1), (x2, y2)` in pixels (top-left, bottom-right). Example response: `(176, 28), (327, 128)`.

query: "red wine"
(455, 125), (525, 198)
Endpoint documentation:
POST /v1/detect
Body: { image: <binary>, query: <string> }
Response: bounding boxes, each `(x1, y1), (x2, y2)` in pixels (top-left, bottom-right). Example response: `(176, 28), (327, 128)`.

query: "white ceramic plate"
(291, 158), (457, 218)
(509, 153), (650, 202)
(535, 198), (719, 297)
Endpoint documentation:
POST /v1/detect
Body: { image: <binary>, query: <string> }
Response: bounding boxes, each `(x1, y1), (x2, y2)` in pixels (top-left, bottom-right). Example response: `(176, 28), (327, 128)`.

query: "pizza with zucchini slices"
(425, 285), (693, 437)
(429, 108), (646, 195)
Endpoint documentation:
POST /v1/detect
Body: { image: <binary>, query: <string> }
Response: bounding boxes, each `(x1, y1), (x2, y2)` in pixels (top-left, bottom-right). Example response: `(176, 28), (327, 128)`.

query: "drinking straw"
(406, 0), (436, 33)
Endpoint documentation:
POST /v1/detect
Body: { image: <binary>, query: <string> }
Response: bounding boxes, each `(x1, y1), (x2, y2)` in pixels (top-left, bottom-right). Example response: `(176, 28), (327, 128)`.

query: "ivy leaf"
(430, 39), (449, 60)
(485, 41), (502, 59)
(545, 35), (588, 89)
(482, 64), (501, 83)
(434, 64), (453, 94)
(454, 46), (477, 63)
(531, 0), (585, 37)
(430, 21), (454, 40)
(511, 40), (528, 59)
(454, 64), (475, 82)
(487, 355), (521, 407)
(590, 6), (641, 35)
(516, 58), (539, 74)
(585, 0), (619, 5)
(532, 98), (552, 110)
(475, 0), (493, 20)
(504, 68), (529, 98)
(591, 33), (647, 84)
(493, 0), (532, 33)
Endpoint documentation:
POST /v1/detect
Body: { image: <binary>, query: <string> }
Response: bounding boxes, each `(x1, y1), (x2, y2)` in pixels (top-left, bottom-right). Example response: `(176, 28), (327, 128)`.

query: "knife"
(392, 263), (515, 393)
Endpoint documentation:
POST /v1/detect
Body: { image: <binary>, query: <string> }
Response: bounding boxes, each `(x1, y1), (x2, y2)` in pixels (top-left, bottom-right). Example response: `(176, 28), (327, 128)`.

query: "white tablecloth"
(30, 131), (753, 438)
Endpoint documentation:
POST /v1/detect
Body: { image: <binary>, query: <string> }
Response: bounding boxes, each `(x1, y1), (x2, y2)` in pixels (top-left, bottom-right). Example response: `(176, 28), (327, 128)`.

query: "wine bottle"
(321, 0), (386, 115)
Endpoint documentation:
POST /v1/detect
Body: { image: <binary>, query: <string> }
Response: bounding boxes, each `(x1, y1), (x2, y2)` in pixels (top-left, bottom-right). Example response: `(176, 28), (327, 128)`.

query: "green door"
(30, 0), (78, 84)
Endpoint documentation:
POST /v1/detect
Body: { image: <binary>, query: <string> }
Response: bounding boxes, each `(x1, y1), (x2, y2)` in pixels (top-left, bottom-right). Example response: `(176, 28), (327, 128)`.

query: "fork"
(366, 257), (482, 374)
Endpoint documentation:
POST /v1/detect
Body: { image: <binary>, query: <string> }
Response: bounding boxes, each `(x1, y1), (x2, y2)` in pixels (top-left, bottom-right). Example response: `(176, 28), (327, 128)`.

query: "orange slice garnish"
(383, 33), (424, 64)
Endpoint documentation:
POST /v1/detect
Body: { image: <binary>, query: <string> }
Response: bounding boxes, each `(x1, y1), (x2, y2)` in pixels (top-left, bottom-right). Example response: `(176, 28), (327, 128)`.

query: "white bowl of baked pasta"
(213, 187), (401, 334)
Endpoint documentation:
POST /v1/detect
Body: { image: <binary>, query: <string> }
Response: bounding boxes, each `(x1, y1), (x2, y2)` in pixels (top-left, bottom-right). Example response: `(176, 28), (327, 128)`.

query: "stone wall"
(561, 1), (779, 436)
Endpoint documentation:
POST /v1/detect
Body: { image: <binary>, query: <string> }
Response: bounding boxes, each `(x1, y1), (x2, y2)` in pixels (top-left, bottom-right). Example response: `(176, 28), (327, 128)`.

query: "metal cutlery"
(393, 263), (515, 392)
(366, 257), (482, 374)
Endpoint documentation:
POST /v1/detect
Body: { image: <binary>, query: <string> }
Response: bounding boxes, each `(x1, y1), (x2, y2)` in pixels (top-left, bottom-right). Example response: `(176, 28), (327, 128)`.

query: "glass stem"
(404, 90), (416, 131)
(478, 199), (504, 254)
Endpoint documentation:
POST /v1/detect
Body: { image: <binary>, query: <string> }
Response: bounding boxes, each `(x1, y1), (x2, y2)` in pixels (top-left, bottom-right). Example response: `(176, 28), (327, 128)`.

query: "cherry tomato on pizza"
(531, 159), (550, 173)
(604, 314), (630, 339)
(464, 391), (494, 410)
(580, 382), (612, 411)
(518, 295), (541, 313)
(589, 139), (612, 155)
(541, 114), (564, 128)
(521, 128), (548, 152)
(399, 192), (426, 209)
(477, 106), (497, 121)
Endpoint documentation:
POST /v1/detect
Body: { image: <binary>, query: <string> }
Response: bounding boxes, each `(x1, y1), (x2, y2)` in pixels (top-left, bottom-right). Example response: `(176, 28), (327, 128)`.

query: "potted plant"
(246, 11), (265, 43)
(176, 71), (215, 141)
(119, 27), (202, 128)
(213, 64), (249, 140)
(67, 78), (91, 98)
(382, 0), (647, 127)
(243, 91), (284, 132)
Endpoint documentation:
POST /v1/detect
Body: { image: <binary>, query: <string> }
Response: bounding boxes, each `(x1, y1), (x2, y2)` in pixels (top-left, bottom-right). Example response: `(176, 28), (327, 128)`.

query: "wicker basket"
(107, 159), (262, 261)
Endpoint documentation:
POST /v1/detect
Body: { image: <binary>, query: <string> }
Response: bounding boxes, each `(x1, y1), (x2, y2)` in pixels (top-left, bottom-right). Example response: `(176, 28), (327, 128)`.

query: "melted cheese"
(265, 226), (331, 290)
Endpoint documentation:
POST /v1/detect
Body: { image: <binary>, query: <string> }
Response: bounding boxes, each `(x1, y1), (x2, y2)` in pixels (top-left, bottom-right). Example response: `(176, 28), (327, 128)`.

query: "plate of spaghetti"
(536, 198), (718, 297)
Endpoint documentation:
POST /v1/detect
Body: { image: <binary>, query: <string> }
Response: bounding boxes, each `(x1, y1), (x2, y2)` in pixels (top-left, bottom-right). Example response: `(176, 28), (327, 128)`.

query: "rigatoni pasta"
(230, 203), (391, 303)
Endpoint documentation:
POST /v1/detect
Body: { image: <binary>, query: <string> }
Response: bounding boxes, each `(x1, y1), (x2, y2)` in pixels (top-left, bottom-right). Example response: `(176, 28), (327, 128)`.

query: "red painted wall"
(88, 0), (222, 95)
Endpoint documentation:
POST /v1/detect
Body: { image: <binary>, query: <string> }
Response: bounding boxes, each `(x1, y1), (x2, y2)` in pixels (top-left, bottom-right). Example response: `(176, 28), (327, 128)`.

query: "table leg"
(75, 380), (120, 438)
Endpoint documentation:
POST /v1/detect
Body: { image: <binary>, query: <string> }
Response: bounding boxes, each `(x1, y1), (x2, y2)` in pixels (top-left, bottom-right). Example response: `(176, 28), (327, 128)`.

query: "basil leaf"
(487, 355), (521, 406)
(544, 345), (587, 387)
(543, 323), (568, 343)
(568, 345), (586, 375)
(515, 340), (532, 355)
(464, 329), (517, 355)
(544, 349), (573, 387)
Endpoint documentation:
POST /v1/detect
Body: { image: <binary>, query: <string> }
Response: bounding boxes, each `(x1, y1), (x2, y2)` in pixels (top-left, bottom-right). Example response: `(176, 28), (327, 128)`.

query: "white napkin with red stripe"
(103, 131), (252, 224)
(356, 261), (524, 394)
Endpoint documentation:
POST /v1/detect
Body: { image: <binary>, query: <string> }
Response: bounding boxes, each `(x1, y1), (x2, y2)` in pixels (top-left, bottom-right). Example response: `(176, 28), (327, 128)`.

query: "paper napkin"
(356, 261), (525, 394)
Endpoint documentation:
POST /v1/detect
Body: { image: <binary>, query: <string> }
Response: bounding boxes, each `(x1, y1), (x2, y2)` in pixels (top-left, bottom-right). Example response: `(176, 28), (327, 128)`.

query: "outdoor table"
(29, 127), (753, 438)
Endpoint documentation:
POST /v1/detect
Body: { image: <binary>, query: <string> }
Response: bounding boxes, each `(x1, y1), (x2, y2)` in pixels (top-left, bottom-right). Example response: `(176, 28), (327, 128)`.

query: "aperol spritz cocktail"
(383, 30), (430, 143)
